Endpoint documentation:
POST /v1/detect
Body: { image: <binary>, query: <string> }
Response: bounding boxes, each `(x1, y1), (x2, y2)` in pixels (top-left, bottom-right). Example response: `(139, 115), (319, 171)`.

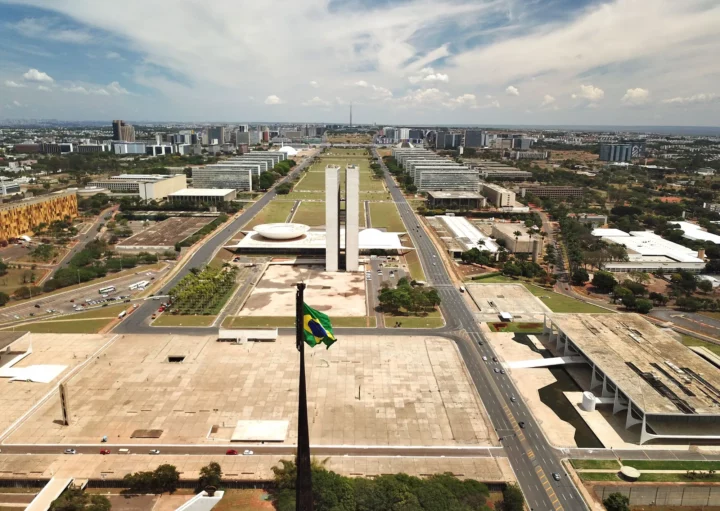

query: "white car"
(64, 449), (76, 455)
(243, 449), (254, 455)
(149, 449), (160, 455)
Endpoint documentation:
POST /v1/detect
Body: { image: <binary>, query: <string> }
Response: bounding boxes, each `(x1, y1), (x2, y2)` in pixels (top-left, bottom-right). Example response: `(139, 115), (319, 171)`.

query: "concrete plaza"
(240, 265), (367, 317)
(5, 334), (493, 447)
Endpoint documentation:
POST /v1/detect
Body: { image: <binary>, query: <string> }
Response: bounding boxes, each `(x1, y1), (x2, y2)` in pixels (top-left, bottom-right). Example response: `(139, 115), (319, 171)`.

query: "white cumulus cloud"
(23, 68), (54, 83)
(661, 92), (718, 105)
(37, 85), (52, 92)
(302, 96), (330, 107)
(4, 80), (26, 88)
(310, 80), (319, 88)
(264, 95), (283, 105)
(63, 85), (89, 94)
(408, 67), (449, 84)
(621, 88), (650, 106)
(505, 85), (519, 96)
(107, 81), (129, 95)
(540, 94), (556, 107)
(14, 17), (92, 44)
(572, 84), (604, 101)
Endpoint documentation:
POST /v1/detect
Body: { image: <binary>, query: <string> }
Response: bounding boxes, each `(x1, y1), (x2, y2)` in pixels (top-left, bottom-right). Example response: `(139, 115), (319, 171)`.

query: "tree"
(50, 488), (111, 511)
(0, 292), (9, 307)
(698, 279), (714, 293)
(592, 270), (617, 293)
(501, 483), (525, 511)
(513, 230), (522, 252)
(622, 279), (647, 296)
(276, 183), (292, 195)
(603, 492), (630, 511)
(649, 292), (669, 306)
(0, 259), (7, 276)
(258, 171), (276, 190)
(636, 298), (653, 314)
(571, 268), (589, 286)
(198, 462), (223, 490)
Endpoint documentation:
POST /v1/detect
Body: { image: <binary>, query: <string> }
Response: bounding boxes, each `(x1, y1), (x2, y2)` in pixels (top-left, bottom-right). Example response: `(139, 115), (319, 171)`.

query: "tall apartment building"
(112, 120), (135, 142)
(192, 167), (253, 191)
(464, 130), (486, 148)
(0, 191), (77, 241)
(481, 183), (516, 208)
(207, 126), (226, 145)
(599, 142), (646, 162)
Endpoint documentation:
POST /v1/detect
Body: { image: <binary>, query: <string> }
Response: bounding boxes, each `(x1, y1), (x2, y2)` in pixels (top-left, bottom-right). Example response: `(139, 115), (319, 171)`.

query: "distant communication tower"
(349, 102), (353, 127)
(59, 383), (70, 426)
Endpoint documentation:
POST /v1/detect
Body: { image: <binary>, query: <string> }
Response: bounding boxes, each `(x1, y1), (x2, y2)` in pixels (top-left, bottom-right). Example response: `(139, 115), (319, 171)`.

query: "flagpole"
(295, 282), (313, 511)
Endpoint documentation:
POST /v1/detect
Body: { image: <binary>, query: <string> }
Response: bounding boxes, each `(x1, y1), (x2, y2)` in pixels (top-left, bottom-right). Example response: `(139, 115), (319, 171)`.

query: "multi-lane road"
(372, 148), (585, 511)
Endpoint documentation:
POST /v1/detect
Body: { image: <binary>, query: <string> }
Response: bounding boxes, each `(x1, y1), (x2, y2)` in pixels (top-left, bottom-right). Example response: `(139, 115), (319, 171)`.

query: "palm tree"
(513, 230), (522, 253)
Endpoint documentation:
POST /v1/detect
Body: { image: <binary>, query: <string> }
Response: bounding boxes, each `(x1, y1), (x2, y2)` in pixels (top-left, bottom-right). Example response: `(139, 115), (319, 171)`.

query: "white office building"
(481, 183), (516, 208)
(192, 167), (253, 191)
(591, 228), (706, 273)
(325, 165), (340, 272)
(325, 164), (360, 272)
(345, 165), (360, 271)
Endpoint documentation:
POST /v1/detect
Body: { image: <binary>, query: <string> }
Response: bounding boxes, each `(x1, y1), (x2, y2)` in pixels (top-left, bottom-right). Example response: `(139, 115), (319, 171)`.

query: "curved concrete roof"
(254, 223), (310, 240)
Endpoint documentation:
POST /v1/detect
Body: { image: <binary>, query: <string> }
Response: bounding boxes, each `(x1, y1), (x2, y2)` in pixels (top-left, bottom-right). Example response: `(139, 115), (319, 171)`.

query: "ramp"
(505, 356), (585, 369)
(25, 478), (73, 511)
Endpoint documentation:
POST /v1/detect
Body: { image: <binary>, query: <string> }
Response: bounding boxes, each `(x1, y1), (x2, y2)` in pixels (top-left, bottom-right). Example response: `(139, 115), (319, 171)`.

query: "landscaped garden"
(167, 266), (238, 315)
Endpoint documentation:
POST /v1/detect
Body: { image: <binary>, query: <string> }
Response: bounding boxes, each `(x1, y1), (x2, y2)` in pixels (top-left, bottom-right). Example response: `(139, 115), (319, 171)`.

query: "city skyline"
(0, 0), (719, 126)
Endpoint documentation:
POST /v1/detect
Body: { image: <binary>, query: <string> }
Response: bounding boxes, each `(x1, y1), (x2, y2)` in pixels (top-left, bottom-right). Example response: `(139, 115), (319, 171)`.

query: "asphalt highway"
(113, 150), (319, 335)
(372, 148), (585, 511)
(0, 444), (501, 458)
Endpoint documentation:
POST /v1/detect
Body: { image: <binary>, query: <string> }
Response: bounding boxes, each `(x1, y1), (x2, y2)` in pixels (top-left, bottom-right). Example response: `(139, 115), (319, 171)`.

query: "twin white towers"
(325, 164), (359, 272)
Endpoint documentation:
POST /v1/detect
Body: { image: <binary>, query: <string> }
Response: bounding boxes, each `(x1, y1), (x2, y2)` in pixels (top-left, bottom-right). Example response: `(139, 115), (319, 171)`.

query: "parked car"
(552, 473), (561, 481)
(518, 422), (526, 429)
(243, 450), (254, 455)
(99, 449), (110, 455)
(149, 449), (160, 455)
(64, 449), (76, 455)
(226, 449), (238, 455)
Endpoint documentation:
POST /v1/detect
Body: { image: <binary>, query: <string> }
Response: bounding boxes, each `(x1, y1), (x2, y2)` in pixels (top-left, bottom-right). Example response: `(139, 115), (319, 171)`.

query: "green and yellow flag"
(303, 303), (337, 349)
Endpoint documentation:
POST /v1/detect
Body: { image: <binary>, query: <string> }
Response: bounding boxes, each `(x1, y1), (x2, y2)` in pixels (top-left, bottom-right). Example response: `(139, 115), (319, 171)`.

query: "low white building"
(435, 215), (499, 257)
(671, 221), (720, 245)
(591, 228), (706, 273)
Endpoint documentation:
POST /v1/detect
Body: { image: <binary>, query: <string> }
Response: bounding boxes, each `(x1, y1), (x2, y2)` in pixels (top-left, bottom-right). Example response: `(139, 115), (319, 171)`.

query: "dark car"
(552, 473), (561, 481)
(34, 304), (41, 308)
(518, 422), (526, 429)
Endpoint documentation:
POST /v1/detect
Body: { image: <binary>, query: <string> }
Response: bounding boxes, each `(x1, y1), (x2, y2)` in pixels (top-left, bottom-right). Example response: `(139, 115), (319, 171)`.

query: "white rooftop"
(592, 229), (703, 263)
(168, 188), (235, 197)
(672, 221), (720, 245)
(591, 228), (630, 237)
(437, 215), (499, 253)
(111, 174), (178, 181)
(224, 227), (412, 252)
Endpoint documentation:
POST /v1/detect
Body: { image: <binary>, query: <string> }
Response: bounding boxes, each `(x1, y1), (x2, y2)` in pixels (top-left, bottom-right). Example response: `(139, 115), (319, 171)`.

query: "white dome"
(278, 146), (298, 156)
(254, 223), (309, 240)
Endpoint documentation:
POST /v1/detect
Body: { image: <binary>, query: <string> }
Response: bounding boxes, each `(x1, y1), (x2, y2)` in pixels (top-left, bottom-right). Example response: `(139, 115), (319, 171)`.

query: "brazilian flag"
(303, 303), (337, 349)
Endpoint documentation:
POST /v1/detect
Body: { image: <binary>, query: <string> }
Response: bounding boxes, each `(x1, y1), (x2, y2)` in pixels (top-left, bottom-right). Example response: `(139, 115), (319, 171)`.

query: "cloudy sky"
(1, 0), (719, 125)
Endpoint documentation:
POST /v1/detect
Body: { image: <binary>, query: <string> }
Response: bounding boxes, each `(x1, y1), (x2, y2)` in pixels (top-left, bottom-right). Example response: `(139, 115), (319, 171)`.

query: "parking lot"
(0, 264), (171, 325)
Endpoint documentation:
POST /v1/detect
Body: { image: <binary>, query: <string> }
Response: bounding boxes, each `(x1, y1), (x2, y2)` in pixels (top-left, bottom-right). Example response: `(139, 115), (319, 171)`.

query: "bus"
(98, 286), (116, 295)
(129, 280), (150, 290)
